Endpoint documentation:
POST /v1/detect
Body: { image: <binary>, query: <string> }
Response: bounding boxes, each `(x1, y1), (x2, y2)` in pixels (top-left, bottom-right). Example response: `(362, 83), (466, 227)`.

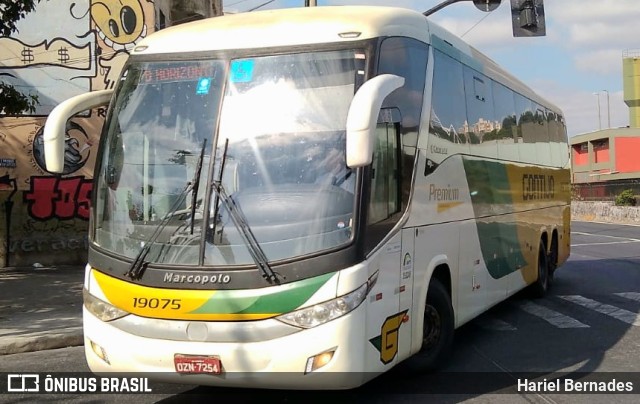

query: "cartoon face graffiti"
(33, 122), (92, 175)
(91, 0), (147, 51)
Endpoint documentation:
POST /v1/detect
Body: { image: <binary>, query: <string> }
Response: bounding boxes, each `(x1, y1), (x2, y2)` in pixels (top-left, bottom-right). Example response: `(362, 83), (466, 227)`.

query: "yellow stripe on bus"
(92, 269), (276, 321)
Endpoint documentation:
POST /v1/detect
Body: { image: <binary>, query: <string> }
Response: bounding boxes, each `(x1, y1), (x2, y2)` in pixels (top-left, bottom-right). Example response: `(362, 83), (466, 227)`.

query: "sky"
(222, 0), (640, 137)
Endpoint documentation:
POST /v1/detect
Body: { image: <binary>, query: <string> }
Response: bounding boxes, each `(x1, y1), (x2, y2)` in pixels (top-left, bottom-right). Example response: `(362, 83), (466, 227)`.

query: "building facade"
(571, 50), (640, 201)
(571, 128), (640, 200)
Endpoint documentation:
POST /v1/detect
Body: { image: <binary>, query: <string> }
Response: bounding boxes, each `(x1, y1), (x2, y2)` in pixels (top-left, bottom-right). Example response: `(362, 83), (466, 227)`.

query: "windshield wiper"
(189, 139), (207, 234)
(125, 140), (207, 280)
(211, 139), (279, 284)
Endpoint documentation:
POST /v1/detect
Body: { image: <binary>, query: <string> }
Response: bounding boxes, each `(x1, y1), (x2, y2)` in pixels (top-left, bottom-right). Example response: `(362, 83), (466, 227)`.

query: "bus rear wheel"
(530, 239), (549, 298)
(411, 278), (454, 372)
(547, 235), (559, 285)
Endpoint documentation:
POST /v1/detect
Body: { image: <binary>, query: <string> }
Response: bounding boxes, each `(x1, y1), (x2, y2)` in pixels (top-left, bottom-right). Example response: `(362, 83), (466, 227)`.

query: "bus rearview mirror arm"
(346, 74), (404, 168)
(44, 89), (113, 173)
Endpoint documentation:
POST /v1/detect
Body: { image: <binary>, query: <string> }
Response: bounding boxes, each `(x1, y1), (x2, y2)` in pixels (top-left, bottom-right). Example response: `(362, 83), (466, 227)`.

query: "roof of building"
(570, 127), (640, 145)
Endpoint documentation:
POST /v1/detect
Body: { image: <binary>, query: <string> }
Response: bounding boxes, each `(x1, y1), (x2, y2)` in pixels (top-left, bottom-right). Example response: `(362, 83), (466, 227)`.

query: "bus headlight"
(276, 281), (370, 329)
(83, 288), (129, 322)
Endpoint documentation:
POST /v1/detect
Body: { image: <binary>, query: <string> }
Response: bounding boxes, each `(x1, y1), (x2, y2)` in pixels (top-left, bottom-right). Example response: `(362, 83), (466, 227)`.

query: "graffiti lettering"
(23, 176), (92, 220)
(21, 47), (35, 64)
(58, 47), (70, 64)
(9, 237), (89, 253)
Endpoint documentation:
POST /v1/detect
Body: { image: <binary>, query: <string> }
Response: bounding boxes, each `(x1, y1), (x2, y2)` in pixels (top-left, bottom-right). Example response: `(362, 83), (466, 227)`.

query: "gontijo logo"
(522, 174), (555, 201)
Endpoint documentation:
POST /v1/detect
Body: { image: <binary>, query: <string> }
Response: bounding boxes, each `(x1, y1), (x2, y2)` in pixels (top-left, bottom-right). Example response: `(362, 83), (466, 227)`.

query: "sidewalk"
(0, 265), (85, 355)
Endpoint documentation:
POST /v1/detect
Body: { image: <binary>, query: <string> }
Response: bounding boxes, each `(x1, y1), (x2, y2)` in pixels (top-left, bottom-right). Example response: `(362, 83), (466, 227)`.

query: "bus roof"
(134, 6), (430, 54)
(132, 5), (561, 114)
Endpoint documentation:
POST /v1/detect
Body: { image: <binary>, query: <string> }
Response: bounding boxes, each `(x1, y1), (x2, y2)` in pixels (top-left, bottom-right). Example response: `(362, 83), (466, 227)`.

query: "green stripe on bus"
(189, 272), (336, 315)
(463, 158), (527, 279)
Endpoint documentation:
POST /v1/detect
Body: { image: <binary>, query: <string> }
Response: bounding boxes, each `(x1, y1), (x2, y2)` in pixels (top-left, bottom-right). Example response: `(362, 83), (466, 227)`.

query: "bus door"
(398, 227), (415, 362)
(457, 220), (488, 324)
(364, 121), (404, 370)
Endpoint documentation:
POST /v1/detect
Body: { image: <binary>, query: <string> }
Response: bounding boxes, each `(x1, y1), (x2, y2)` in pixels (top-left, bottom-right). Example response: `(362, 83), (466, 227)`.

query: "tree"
(615, 189), (636, 207)
(0, 0), (40, 115)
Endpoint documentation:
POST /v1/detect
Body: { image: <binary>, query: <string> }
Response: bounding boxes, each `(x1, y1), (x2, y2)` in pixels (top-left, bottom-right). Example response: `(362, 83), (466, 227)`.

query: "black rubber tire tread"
(407, 278), (454, 372)
(547, 235), (559, 286)
(530, 239), (549, 298)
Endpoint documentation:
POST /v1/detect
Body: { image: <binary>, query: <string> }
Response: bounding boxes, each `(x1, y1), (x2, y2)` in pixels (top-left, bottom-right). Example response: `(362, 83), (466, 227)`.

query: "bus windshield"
(94, 49), (360, 267)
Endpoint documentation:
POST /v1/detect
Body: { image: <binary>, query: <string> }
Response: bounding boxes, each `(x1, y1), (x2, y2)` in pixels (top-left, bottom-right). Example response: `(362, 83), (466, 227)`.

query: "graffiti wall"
(0, 0), (155, 267)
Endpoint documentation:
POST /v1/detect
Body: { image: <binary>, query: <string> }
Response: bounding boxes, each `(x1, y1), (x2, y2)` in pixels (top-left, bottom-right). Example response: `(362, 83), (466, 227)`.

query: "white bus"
(44, 5), (570, 389)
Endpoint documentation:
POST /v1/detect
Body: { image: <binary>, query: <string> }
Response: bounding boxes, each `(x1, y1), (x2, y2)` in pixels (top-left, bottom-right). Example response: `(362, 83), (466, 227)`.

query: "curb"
(0, 327), (83, 356)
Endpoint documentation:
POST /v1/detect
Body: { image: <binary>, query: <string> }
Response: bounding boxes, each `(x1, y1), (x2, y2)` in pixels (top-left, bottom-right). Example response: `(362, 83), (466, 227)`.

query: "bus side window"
(430, 50), (468, 153)
(493, 81), (518, 161)
(368, 122), (401, 224)
(463, 66), (494, 153)
(377, 37), (428, 210)
(534, 105), (551, 166)
(515, 94), (538, 164)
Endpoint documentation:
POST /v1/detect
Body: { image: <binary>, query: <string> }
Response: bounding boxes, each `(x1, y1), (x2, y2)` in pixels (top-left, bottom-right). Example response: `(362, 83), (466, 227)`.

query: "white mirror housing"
(346, 74), (405, 168)
(44, 89), (113, 173)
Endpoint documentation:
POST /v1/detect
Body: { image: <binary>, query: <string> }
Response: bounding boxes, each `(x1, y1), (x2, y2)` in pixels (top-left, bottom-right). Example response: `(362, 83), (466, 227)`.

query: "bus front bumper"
(83, 304), (373, 390)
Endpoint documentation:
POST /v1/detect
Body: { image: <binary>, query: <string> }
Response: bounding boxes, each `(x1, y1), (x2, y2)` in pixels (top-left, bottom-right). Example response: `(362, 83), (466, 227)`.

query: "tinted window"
(430, 50), (467, 149)
(492, 81), (519, 161)
(368, 123), (401, 224)
(464, 66), (494, 148)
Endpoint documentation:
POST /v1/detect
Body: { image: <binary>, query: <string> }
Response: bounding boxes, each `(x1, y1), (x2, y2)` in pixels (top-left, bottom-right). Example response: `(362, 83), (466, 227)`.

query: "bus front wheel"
(411, 278), (454, 372)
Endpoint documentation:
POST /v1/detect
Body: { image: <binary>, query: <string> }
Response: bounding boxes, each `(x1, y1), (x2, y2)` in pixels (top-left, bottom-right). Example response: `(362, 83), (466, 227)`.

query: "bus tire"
(530, 239), (549, 298)
(410, 278), (454, 372)
(547, 235), (559, 286)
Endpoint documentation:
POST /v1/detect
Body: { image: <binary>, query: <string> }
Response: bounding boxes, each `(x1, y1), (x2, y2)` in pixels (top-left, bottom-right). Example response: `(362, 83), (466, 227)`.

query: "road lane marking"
(571, 241), (640, 247)
(615, 292), (640, 303)
(515, 301), (590, 328)
(571, 231), (640, 247)
(474, 316), (517, 331)
(571, 232), (640, 241)
(559, 295), (640, 326)
(572, 220), (640, 228)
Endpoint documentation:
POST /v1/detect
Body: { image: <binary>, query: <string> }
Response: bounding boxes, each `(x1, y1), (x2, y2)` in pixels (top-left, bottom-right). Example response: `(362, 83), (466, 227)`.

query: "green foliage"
(0, 0), (39, 36)
(615, 189), (636, 207)
(0, 0), (40, 116)
(0, 83), (39, 115)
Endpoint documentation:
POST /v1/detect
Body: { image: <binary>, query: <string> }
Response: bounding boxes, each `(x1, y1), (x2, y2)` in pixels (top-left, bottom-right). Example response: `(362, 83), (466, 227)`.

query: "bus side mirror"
(346, 74), (404, 168)
(44, 89), (113, 173)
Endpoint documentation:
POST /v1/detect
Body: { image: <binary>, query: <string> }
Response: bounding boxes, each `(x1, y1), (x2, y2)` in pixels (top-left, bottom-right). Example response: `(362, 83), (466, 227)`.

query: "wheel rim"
(422, 304), (441, 351)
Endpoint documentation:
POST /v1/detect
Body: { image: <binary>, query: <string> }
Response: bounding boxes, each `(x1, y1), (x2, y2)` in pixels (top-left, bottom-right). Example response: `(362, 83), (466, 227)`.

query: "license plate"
(174, 354), (222, 375)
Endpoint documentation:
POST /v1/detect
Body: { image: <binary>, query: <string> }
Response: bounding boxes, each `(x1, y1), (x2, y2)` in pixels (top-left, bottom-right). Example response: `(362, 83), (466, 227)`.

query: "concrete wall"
(572, 201), (640, 225)
(0, 0), (156, 268)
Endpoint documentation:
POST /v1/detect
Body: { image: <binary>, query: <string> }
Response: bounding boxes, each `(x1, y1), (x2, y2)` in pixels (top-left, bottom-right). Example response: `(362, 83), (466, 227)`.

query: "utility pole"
(593, 92), (602, 130)
(603, 89), (611, 128)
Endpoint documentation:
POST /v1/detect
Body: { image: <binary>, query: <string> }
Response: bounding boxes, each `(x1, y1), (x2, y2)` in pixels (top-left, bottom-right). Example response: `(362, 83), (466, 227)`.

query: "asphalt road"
(2, 221), (640, 403)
